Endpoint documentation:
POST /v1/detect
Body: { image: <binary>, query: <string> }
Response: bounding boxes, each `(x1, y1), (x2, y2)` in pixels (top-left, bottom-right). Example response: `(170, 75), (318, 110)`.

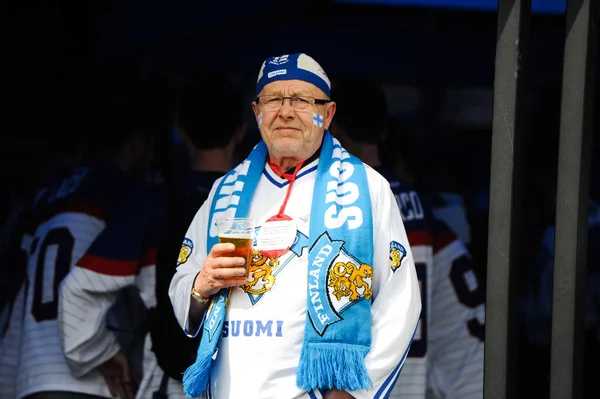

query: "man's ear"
(323, 101), (336, 130)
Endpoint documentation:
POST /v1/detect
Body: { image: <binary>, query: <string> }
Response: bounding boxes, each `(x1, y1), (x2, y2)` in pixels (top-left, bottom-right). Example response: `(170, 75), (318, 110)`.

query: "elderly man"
(169, 53), (421, 399)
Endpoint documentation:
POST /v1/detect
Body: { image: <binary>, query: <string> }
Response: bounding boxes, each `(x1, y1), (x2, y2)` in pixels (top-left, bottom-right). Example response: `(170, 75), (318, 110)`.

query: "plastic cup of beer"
(215, 218), (254, 278)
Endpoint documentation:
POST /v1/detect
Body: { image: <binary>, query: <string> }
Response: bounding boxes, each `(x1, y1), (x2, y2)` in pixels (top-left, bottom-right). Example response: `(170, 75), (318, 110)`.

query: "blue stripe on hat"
(256, 53), (331, 97)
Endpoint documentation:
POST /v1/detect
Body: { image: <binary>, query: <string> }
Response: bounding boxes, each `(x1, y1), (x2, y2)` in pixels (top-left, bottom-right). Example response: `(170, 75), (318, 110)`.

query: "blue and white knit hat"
(256, 53), (331, 97)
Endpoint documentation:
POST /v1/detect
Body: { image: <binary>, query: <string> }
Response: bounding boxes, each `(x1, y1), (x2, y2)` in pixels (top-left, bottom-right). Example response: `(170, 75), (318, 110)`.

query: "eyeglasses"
(255, 95), (331, 111)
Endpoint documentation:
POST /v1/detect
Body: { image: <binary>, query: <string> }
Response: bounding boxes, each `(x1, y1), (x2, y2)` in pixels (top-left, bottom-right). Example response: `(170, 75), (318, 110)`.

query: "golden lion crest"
(390, 248), (403, 270)
(177, 238), (194, 266)
(178, 246), (191, 265)
(241, 250), (280, 295)
(328, 261), (373, 302)
(389, 241), (406, 272)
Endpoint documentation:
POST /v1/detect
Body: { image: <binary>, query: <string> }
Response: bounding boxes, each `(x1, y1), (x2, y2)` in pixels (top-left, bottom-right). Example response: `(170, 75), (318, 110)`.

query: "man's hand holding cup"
(193, 218), (254, 298)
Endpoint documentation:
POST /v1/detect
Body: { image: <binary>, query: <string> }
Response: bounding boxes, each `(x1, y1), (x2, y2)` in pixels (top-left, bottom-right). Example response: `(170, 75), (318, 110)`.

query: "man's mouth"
(275, 127), (301, 134)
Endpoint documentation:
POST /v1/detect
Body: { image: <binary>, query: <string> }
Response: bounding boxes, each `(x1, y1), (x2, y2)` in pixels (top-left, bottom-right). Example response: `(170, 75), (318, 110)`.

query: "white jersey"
(425, 234), (485, 399)
(377, 169), (484, 399)
(170, 159), (421, 399)
(18, 211), (109, 398)
(16, 166), (161, 398)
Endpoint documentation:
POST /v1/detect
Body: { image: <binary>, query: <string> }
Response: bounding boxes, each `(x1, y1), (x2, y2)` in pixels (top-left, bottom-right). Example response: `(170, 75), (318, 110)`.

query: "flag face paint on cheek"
(313, 113), (324, 128)
(258, 113), (263, 128)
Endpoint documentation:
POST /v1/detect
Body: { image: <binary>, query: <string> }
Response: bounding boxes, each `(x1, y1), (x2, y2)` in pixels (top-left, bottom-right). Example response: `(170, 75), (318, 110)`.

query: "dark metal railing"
(484, 1), (531, 398)
(485, 0), (597, 398)
(550, 1), (597, 398)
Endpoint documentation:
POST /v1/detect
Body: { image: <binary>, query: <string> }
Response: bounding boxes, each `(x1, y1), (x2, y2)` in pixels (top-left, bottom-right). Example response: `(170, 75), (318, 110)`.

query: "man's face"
(252, 80), (336, 162)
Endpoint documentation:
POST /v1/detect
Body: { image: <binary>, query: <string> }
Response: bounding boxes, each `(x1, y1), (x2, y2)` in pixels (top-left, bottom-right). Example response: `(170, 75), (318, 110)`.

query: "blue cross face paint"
(313, 113), (324, 128)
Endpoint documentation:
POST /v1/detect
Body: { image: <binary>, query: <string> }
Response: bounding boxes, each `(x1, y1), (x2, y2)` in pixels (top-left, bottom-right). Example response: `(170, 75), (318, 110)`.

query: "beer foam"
(219, 233), (252, 239)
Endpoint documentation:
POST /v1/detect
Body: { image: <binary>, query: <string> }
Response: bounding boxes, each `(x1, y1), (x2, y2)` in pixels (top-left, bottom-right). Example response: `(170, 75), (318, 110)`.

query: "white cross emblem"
(269, 55), (289, 65)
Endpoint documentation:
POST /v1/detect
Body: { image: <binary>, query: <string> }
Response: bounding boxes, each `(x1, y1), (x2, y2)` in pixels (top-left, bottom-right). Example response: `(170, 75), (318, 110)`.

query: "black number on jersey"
(449, 254), (485, 341)
(31, 227), (75, 322)
(408, 262), (428, 358)
(397, 191), (425, 222)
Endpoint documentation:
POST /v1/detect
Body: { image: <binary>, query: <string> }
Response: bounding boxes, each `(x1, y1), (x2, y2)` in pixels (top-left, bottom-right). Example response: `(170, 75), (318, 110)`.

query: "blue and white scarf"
(183, 131), (374, 397)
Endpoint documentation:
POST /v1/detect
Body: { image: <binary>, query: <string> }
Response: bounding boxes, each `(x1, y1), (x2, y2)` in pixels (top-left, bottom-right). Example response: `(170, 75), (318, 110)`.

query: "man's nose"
(278, 99), (295, 119)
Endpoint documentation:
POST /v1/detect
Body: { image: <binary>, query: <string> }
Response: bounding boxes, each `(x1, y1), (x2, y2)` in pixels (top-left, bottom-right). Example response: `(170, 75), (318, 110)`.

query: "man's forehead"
(260, 80), (327, 98)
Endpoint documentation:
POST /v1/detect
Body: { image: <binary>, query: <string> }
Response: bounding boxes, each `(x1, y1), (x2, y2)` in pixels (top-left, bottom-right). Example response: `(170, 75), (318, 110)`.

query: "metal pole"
(484, 1), (531, 398)
(550, 0), (597, 398)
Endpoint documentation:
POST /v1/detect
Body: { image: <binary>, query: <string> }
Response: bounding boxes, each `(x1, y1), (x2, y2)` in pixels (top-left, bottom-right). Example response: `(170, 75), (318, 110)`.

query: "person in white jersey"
(15, 86), (165, 399)
(169, 53), (421, 399)
(332, 79), (485, 399)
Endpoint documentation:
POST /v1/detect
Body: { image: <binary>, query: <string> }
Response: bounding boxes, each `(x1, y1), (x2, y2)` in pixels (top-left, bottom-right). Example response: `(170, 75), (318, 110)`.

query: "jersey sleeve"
(389, 185), (434, 399)
(427, 220), (485, 399)
(58, 194), (164, 377)
(350, 176), (422, 399)
(168, 180), (218, 337)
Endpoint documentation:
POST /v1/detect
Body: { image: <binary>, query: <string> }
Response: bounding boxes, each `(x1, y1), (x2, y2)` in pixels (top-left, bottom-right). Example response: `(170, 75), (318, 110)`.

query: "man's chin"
(271, 140), (302, 155)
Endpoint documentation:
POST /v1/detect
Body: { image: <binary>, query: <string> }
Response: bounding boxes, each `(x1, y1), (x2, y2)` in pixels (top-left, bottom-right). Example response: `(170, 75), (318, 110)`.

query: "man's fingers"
(116, 376), (132, 399)
(214, 266), (247, 279)
(196, 245), (250, 296)
(116, 354), (136, 398)
(213, 256), (246, 269)
(120, 358), (131, 383)
(125, 378), (136, 399)
(210, 243), (236, 256)
(102, 373), (117, 397)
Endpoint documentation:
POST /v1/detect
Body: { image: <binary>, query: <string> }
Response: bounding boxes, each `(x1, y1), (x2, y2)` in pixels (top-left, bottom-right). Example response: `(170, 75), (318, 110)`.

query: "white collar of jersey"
(263, 158), (320, 187)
